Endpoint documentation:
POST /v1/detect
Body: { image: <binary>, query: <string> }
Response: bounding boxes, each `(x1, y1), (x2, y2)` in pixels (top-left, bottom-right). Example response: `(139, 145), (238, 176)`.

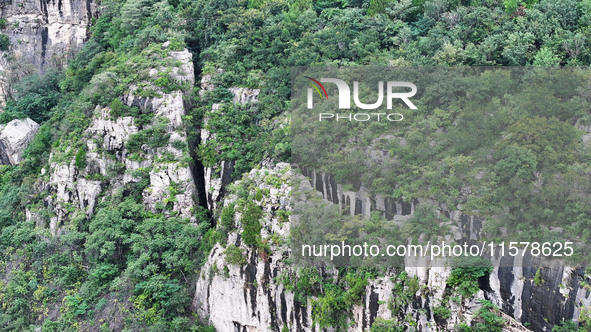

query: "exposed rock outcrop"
(193, 164), (491, 331)
(194, 164), (591, 331)
(576, 120), (591, 147)
(0, 118), (39, 165)
(0, 0), (96, 104)
(45, 45), (198, 234)
(305, 167), (591, 331)
(0, 0), (95, 69)
(200, 73), (261, 211)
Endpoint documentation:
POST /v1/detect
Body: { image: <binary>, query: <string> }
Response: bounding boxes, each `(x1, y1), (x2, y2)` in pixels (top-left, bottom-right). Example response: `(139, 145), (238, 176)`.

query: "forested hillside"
(0, 0), (590, 331)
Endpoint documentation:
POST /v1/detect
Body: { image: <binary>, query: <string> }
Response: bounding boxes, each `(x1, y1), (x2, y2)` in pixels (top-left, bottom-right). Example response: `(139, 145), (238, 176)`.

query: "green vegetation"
(220, 203), (235, 231)
(310, 272), (369, 330)
(458, 300), (506, 332)
(241, 201), (263, 247)
(0, 69), (63, 124)
(433, 304), (451, 320)
(225, 244), (247, 265)
(552, 320), (584, 332)
(447, 257), (493, 298)
(534, 267), (544, 286)
(0, 0), (588, 330)
(126, 118), (171, 153)
(370, 318), (405, 332)
(75, 147), (87, 169)
(0, 34), (9, 51)
(388, 271), (420, 317)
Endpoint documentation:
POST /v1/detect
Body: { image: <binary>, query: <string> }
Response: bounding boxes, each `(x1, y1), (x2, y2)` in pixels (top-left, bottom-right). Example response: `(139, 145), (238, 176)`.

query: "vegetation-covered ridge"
(0, 0), (590, 331)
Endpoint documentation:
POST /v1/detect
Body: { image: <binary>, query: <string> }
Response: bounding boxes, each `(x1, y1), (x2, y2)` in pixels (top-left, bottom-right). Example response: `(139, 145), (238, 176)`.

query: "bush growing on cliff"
(448, 257), (493, 298)
(241, 201), (262, 247)
(225, 244), (247, 266)
(75, 147), (87, 169)
(472, 300), (506, 332)
(310, 270), (371, 331)
(552, 320), (583, 332)
(0, 34), (9, 51)
(2, 69), (63, 124)
(370, 318), (405, 332)
(220, 203), (235, 231)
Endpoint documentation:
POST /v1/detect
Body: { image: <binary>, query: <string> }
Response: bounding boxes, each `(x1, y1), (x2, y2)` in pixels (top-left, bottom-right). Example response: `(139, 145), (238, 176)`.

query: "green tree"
(368, 0), (392, 15)
(241, 201), (263, 247)
(0, 34), (9, 51)
(532, 47), (561, 66)
(75, 147), (87, 169)
(370, 318), (405, 332)
(3, 69), (63, 123)
(85, 207), (133, 265)
(494, 145), (537, 182)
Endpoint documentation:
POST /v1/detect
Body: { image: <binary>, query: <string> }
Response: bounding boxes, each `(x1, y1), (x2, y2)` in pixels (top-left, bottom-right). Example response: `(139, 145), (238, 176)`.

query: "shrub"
(126, 120), (171, 153)
(310, 271), (369, 330)
(0, 34), (9, 51)
(88, 263), (119, 286)
(225, 244), (247, 266)
(75, 147), (87, 169)
(82, 71), (122, 105)
(133, 275), (189, 319)
(370, 318), (404, 332)
(220, 203), (235, 230)
(471, 300), (505, 332)
(448, 257), (493, 298)
(552, 320), (581, 332)
(171, 139), (187, 151)
(241, 202), (262, 247)
(433, 304), (451, 320)
(109, 98), (127, 117)
(3, 69), (63, 123)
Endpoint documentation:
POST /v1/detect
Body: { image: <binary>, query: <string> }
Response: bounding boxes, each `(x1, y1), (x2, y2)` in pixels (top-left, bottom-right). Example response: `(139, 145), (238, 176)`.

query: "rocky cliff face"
(0, 0), (95, 100)
(192, 164), (490, 331)
(303, 168), (591, 331)
(199, 72), (260, 211)
(0, 0), (94, 166)
(34, 44), (197, 235)
(0, 0), (94, 68)
(0, 118), (39, 165)
(193, 164), (295, 331)
(193, 163), (591, 331)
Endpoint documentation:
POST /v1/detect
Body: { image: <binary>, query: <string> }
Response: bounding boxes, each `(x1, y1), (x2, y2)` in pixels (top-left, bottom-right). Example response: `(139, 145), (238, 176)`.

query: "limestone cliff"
(199, 71), (260, 211)
(193, 163), (591, 331)
(0, 118), (39, 165)
(0, 0), (94, 67)
(35, 44), (198, 235)
(0, 0), (95, 100)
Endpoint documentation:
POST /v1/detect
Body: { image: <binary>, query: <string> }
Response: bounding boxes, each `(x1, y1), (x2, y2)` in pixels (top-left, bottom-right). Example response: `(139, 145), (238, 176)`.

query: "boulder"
(0, 118), (39, 165)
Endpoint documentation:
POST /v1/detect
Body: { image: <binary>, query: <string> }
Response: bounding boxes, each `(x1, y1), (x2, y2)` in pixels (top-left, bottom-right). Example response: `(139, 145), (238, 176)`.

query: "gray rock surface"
(193, 164), (489, 331)
(45, 47), (198, 233)
(194, 164), (591, 331)
(199, 72), (261, 211)
(0, 0), (95, 69)
(0, 118), (39, 165)
(0, 0), (96, 103)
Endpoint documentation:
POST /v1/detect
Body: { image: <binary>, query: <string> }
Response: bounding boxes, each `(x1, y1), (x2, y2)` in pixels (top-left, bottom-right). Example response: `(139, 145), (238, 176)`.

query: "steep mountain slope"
(0, 0), (95, 101)
(0, 0), (590, 331)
